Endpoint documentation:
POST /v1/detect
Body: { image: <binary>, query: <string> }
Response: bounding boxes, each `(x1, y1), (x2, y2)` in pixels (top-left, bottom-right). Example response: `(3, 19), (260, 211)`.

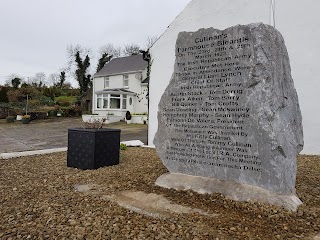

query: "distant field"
(54, 96), (77, 103)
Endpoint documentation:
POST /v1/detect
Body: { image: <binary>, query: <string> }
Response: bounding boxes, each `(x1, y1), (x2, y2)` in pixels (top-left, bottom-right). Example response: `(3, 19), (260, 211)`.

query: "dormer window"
(104, 77), (109, 88)
(123, 75), (129, 88)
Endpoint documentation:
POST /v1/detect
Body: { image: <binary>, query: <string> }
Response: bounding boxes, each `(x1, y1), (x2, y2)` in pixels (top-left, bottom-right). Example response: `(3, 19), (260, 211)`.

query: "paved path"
(0, 117), (148, 153)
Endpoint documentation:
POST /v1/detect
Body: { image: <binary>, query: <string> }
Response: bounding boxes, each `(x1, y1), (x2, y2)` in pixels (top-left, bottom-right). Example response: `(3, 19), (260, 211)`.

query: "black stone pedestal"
(67, 128), (121, 170)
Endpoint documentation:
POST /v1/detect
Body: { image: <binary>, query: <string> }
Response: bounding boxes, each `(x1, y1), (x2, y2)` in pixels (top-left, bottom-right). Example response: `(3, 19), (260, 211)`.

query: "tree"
(11, 77), (21, 88)
(48, 73), (60, 87)
(31, 72), (46, 87)
(99, 44), (121, 58)
(66, 44), (92, 75)
(96, 53), (112, 73)
(6, 74), (22, 87)
(75, 51), (91, 94)
(58, 71), (66, 88)
(144, 36), (158, 50)
(123, 43), (140, 56)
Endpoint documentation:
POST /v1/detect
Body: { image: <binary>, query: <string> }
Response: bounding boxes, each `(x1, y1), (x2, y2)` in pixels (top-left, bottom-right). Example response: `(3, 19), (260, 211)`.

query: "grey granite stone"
(154, 23), (303, 196)
(155, 173), (302, 211)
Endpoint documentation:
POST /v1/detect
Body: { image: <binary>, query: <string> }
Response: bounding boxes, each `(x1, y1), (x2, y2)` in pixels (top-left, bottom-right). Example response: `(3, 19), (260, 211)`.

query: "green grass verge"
(54, 96), (77, 103)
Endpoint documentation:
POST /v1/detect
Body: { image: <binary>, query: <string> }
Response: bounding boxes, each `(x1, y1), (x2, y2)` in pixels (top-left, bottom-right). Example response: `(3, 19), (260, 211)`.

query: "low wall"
(131, 115), (148, 124)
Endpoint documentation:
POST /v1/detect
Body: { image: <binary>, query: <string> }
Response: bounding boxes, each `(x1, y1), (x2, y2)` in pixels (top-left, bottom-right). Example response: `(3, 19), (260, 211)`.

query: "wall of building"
(92, 71), (148, 117)
(133, 85), (148, 114)
(149, 0), (320, 154)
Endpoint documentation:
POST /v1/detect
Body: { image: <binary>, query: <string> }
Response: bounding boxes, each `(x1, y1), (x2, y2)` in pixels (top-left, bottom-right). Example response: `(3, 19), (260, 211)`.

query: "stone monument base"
(155, 173), (302, 211)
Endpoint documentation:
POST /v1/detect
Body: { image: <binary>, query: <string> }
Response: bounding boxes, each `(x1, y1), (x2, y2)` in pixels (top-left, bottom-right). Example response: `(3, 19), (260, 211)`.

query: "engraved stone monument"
(154, 23), (303, 211)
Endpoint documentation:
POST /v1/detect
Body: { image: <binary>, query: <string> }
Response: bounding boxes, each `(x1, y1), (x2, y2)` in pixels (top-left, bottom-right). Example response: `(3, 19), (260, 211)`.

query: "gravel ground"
(0, 148), (319, 239)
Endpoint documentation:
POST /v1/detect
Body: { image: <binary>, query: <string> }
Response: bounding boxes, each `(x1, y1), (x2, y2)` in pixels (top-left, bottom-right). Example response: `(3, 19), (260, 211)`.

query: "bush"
(48, 110), (57, 117)
(29, 112), (47, 120)
(126, 111), (132, 120)
(69, 105), (82, 117)
(38, 95), (54, 106)
(6, 116), (15, 123)
(0, 86), (9, 102)
(59, 99), (71, 107)
(7, 87), (41, 103)
(120, 143), (128, 150)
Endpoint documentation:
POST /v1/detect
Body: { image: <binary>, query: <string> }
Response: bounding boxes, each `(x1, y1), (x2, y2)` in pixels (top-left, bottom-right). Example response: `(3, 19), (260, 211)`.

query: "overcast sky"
(0, 0), (191, 86)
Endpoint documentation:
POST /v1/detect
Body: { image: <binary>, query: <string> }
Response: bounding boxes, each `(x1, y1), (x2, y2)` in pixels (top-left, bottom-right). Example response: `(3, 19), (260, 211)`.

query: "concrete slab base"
(103, 191), (218, 219)
(121, 140), (144, 147)
(74, 184), (217, 219)
(0, 147), (67, 160)
(155, 173), (303, 212)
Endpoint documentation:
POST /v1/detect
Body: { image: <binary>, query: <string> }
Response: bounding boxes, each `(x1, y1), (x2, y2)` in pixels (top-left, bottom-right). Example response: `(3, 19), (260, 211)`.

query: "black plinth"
(67, 128), (121, 170)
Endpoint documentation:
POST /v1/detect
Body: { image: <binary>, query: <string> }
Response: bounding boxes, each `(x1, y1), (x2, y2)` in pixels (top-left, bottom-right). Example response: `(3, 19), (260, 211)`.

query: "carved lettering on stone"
(154, 23), (303, 195)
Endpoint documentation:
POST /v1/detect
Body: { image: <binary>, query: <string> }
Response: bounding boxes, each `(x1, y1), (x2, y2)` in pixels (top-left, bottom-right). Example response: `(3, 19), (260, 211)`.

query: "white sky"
(0, 0), (191, 86)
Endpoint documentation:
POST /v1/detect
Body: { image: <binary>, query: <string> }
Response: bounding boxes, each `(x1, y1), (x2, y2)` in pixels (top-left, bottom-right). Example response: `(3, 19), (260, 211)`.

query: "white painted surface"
(121, 140), (145, 147)
(0, 148), (67, 159)
(92, 70), (148, 117)
(148, 0), (320, 155)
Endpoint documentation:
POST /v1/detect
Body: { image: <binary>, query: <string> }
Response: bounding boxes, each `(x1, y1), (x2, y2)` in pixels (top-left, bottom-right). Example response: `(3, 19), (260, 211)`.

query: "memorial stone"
(154, 23), (303, 206)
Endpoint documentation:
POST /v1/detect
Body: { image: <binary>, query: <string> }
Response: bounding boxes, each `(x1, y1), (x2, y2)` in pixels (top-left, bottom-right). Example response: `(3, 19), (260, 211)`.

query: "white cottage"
(148, 0), (320, 154)
(92, 55), (148, 121)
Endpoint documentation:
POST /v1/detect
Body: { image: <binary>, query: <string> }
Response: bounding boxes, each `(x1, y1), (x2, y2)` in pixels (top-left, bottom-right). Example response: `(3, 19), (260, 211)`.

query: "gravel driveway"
(0, 149), (319, 239)
(0, 118), (148, 153)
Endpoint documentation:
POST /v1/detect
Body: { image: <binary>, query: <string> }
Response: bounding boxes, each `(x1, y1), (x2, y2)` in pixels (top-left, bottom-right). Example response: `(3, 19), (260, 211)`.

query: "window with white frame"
(96, 94), (108, 109)
(123, 75), (129, 88)
(104, 77), (109, 88)
(122, 94), (127, 109)
(110, 94), (121, 109)
(96, 94), (128, 110)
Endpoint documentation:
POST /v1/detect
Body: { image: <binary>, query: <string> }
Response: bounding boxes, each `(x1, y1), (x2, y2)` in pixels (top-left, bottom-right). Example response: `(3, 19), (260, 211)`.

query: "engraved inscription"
(155, 24), (304, 195)
(160, 27), (262, 175)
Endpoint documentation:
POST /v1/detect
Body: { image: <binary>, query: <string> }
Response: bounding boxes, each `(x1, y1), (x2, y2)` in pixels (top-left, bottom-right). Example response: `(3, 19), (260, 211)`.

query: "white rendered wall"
(92, 71), (147, 116)
(148, 0), (320, 154)
(134, 85), (148, 114)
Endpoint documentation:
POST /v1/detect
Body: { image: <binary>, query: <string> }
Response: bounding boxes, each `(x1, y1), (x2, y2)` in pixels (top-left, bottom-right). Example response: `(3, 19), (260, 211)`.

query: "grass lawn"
(54, 96), (78, 104)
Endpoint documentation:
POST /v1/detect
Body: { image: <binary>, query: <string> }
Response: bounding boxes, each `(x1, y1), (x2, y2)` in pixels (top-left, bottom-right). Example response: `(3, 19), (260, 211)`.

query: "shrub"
(58, 99), (70, 107)
(0, 86), (9, 102)
(83, 118), (107, 129)
(6, 116), (15, 123)
(69, 105), (82, 117)
(125, 111), (132, 120)
(48, 110), (57, 117)
(38, 95), (54, 106)
(120, 143), (128, 150)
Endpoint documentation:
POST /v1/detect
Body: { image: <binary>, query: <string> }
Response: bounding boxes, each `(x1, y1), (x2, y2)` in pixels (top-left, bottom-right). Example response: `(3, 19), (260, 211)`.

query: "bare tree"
(144, 35), (158, 50)
(99, 43), (122, 58)
(48, 73), (60, 86)
(123, 43), (140, 56)
(31, 72), (46, 87)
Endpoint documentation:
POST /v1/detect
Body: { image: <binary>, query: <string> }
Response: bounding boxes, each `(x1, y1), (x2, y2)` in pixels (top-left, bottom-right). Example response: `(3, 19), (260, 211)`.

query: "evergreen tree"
(96, 53), (112, 73)
(58, 71), (66, 88)
(11, 77), (21, 88)
(75, 51), (91, 94)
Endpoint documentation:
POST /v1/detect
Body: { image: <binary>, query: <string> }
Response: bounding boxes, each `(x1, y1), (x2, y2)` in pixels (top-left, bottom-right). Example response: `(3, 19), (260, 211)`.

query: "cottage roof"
(94, 54), (147, 77)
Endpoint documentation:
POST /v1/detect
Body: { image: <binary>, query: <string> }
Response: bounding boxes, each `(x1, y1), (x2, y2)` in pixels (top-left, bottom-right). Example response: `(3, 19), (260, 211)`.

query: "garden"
(0, 86), (82, 123)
